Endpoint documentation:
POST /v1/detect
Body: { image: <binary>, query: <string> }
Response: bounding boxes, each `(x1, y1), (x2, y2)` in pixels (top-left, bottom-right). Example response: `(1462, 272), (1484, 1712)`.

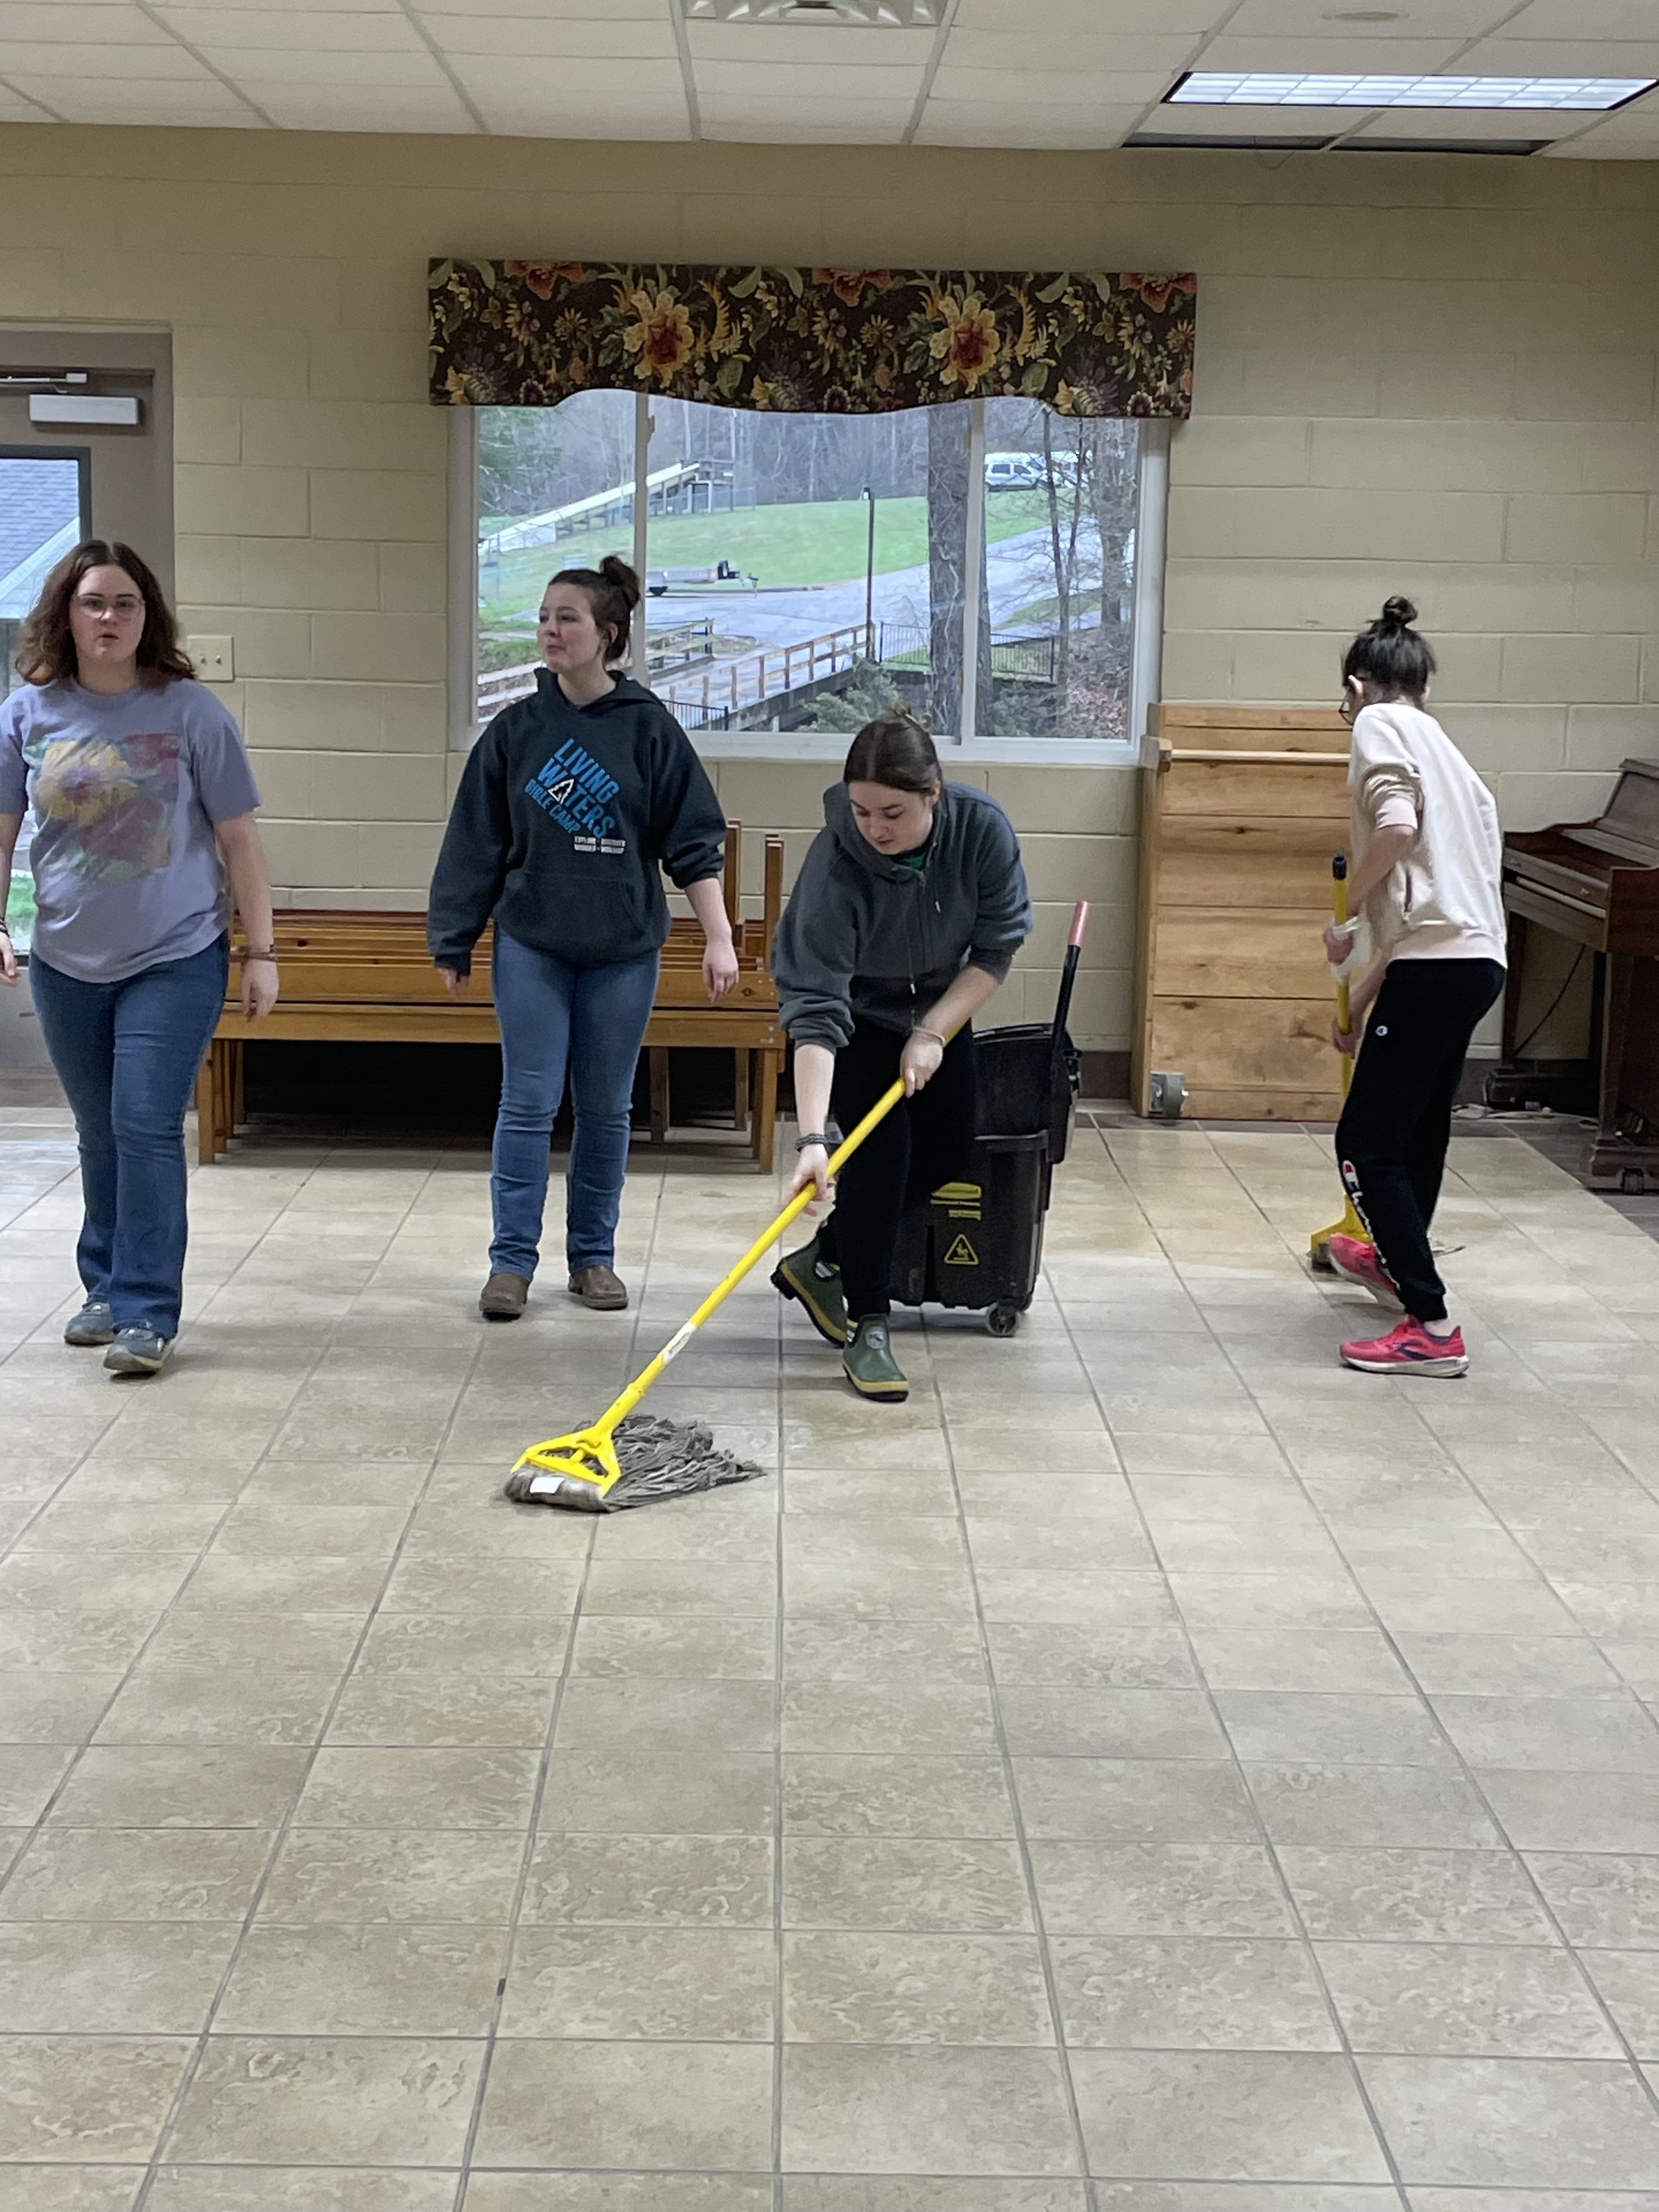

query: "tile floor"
(4, 1097), (1659, 2209)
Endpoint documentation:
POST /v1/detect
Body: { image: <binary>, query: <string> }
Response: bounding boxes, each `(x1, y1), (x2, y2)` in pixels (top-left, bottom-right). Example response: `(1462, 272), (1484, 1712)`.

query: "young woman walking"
(0, 540), (277, 1375)
(770, 711), (1031, 1402)
(429, 556), (737, 1319)
(1323, 597), (1506, 1377)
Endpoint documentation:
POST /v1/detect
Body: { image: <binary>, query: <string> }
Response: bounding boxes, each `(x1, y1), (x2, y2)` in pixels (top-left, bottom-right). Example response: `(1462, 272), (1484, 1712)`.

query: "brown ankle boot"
(478, 1270), (530, 1321)
(568, 1264), (628, 1311)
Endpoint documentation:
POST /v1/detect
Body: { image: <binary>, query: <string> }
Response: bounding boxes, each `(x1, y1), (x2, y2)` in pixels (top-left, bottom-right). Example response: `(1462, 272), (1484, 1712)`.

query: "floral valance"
(427, 261), (1194, 419)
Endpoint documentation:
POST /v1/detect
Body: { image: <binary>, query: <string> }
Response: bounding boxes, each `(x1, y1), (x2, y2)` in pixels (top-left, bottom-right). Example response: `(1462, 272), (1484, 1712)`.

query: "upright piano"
(1497, 757), (1659, 1191)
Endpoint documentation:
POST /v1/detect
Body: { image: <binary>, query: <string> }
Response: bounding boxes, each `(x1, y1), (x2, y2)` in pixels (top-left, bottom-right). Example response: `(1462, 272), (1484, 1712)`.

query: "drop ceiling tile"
(914, 102), (1145, 147)
(155, 7), (425, 49)
(0, 38), (207, 78)
(944, 29), (1196, 72)
(928, 64), (1177, 104)
(1455, 37), (1659, 76)
(693, 60), (925, 98)
(255, 84), (476, 129)
(1219, 0), (1508, 33)
(421, 14), (678, 58)
(685, 20), (936, 62)
(196, 47), (449, 86)
(0, 3), (172, 38)
(1548, 127), (1659, 157)
(951, 0), (1218, 30)
(701, 115), (908, 143)
(418, 0), (665, 15)
(478, 101), (691, 139)
(0, 83), (54, 118)
(9, 74), (258, 118)
(1192, 35), (1466, 72)
(1502, 0), (1659, 34)
(449, 53), (687, 98)
(696, 93), (916, 120)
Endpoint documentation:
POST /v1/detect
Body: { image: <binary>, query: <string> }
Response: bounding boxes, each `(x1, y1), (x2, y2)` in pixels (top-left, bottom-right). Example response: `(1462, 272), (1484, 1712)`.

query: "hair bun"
(1378, 595), (1417, 633)
(599, 555), (642, 608)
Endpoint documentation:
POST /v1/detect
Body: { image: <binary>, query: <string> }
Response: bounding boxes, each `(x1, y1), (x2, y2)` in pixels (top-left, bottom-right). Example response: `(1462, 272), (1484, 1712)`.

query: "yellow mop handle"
(580, 1073), (910, 1436)
(1333, 863), (1353, 1090)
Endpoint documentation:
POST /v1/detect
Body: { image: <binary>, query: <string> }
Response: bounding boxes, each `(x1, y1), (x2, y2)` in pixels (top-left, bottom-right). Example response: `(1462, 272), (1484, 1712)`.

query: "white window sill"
(690, 733), (1143, 768)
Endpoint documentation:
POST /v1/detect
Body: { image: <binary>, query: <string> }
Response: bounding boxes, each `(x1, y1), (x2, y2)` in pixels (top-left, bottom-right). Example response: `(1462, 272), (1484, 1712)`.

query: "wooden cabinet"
(1132, 705), (1350, 1122)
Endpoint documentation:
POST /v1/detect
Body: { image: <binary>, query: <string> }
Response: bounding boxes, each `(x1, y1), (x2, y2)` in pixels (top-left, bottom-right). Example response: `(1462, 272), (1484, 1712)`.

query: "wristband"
(794, 1132), (830, 1152)
(242, 950), (279, 963)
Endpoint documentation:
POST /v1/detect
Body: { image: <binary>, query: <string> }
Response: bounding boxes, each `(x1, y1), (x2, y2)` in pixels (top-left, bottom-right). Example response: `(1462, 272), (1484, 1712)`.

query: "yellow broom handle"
(593, 1070), (913, 1432)
(1333, 863), (1354, 1098)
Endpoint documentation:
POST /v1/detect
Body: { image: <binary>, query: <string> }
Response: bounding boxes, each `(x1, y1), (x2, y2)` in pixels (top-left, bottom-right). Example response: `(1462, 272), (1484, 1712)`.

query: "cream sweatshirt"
(1348, 701), (1507, 968)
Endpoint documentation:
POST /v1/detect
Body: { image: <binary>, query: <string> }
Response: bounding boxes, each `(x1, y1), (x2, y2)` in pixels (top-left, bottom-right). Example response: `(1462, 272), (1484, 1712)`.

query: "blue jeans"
(489, 928), (659, 1279)
(29, 935), (230, 1338)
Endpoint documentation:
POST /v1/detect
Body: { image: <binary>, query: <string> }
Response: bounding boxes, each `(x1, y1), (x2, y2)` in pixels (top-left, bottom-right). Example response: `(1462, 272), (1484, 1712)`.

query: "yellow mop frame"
(1309, 851), (1368, 1270)
(512, 1073), (910, 1497)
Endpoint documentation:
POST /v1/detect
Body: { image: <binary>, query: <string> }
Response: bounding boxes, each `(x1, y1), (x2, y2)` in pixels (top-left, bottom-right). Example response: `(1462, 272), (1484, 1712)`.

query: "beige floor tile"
(1070, 2049), (1390, 2183)
(1051, 1933), (1338, 2051)
(0, 1919), (240, 2033)
(325, 1670), (557, 1749)
(45, 1746), (307, 1830)
(216, 1921), (508, 2035)
(782, 1836), (1031, 1933)
(1, 1827), (271, 1923)
(0, 2033), (192, 2164)
(541, 1747), (776, 1835)
(150, 2166), (456, 2208)
(520, 1832), (774, 1925)
(474, 2037), (773, 2170)
(784, 1754), (1014, 1839)
(1027, 1842), (1297, 1939)
(784, 1928), (1053, 2043)
(500, 1922), (774, 2038)
(93, 1664), (343, 1748)
(781, 2043), (1079, 2175)
(165, 2036), (484, 2167)
(258, 1827), (524, 1924)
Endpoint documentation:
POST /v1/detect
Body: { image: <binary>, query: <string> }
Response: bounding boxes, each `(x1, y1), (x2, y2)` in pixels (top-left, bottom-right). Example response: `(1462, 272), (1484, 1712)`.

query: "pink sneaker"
(1327, 1232), (1404, 1314)
(1340, 1319), (1469, 1377)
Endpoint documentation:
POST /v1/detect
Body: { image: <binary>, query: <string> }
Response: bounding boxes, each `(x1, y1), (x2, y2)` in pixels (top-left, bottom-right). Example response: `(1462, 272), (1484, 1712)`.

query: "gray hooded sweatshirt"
(772, 780), (1032, 1051)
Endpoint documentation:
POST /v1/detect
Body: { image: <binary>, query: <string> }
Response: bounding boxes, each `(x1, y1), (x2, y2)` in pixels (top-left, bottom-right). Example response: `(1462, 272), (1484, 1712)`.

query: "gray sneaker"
(104, 1328), (175, 1376)
(64, 1297), (115, 1347)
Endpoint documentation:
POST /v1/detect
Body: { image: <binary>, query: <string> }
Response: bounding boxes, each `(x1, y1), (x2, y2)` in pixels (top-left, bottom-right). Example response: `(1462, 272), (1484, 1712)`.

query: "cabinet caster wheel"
(1623, 1169), (1648, 1195)
(986, 1303), (1021, 1337)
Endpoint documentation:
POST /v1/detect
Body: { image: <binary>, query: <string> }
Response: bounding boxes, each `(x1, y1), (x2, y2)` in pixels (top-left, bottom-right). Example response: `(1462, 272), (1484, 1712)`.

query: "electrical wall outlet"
(188, 635), (234, 682)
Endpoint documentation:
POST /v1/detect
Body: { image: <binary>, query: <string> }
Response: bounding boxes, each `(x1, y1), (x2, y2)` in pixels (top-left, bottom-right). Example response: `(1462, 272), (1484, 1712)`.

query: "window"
(469, 396), (1148, 753)
(1, 449), (88, 954)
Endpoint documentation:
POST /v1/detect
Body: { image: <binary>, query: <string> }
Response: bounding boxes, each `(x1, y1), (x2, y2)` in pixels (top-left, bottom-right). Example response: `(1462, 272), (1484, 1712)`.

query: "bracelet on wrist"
(794, 1132), (830, 1152)
(242, 950), (279, 963)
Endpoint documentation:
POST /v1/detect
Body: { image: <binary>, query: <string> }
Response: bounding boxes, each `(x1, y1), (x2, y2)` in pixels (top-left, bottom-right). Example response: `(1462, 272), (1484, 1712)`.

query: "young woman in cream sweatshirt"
(1323, 597), (1506, 1377)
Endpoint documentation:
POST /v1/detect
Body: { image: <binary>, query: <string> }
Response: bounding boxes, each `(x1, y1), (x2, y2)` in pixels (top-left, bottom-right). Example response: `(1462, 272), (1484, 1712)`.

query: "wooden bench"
(196, 826), (787, 1169)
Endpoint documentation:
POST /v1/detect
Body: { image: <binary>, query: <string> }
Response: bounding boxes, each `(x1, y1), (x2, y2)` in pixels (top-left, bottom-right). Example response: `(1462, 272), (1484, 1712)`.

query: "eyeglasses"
(74, 595), (143, 618)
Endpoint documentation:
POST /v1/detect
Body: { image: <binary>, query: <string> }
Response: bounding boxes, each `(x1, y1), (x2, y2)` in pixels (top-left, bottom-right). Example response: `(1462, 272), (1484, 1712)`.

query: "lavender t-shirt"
(0, 678), (262, 984)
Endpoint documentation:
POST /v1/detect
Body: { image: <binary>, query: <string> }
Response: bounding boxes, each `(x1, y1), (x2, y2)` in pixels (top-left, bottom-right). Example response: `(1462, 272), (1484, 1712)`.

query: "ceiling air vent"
(684, 0), (942, 23)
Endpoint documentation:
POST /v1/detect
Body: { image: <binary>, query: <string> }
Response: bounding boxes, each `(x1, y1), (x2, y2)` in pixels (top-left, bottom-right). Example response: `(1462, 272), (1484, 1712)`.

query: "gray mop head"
(502, 1413), (769, 1514)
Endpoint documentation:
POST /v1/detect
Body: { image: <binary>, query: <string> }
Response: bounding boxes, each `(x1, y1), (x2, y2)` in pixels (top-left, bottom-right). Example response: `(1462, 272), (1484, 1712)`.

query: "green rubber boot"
(842, 1315), (908, 1403)
(772, 1232), (849, 1348)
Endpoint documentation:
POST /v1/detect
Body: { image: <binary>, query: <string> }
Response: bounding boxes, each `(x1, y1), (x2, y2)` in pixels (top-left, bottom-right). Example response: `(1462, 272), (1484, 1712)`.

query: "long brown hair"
(14, 540), (194, 689)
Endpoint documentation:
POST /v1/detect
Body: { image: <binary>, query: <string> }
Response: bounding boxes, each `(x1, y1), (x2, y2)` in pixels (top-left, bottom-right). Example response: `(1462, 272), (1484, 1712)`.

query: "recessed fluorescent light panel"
(684, 0), (941, 22)
(1167, 73), (1656, 111)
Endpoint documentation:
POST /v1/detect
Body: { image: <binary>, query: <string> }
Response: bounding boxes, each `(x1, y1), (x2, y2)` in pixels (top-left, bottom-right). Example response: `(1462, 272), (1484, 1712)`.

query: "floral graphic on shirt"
(29, 732), (179, 881)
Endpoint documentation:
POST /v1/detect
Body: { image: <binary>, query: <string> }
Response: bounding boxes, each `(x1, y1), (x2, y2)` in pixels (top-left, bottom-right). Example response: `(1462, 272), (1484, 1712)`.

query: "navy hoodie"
(772, 781), (1032, 1051)
(427, 672), (725, 977)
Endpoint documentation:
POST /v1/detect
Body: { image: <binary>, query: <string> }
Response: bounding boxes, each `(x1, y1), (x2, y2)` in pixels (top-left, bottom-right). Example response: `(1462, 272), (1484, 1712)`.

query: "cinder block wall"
(3, 127), (1656, 1051)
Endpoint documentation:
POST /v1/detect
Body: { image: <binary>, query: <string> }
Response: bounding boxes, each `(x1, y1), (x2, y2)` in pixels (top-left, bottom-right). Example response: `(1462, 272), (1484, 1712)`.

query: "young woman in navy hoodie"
(770, 711), (1032, 1403)
(429, 557), (737, 1319)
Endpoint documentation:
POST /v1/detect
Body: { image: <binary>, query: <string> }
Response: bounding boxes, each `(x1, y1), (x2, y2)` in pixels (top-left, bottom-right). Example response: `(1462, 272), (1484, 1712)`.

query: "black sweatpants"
(1334, 957), (1504, 1324)
(815, 1018), (979, 1323)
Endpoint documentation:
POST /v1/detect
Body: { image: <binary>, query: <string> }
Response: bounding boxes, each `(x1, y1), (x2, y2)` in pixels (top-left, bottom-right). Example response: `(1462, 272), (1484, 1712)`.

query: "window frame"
(448, 403), (1169, 767)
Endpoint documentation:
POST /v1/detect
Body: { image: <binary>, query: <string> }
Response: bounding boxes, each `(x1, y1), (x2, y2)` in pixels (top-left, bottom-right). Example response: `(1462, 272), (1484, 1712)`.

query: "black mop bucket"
(892, 902), (1088, 1334)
